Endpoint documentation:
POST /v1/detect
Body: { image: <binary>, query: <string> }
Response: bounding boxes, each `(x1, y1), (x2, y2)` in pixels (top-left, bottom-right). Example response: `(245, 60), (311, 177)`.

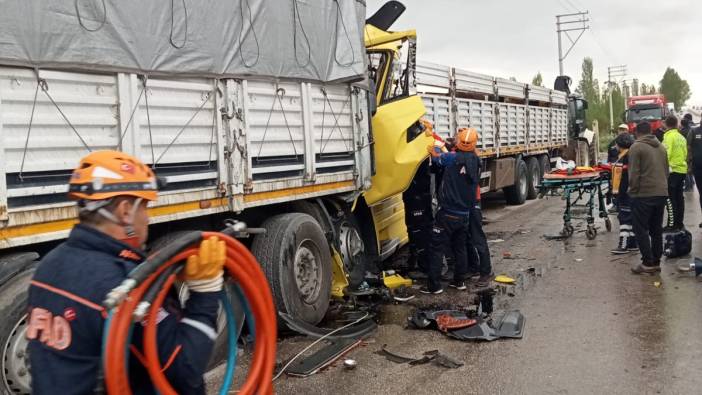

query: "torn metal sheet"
(285, 338), (363, 377)
(279, 312), (377, 340)
(447, 320), (499, 342)
(376, 345), (463, 369)
(493, 310), (526, 338)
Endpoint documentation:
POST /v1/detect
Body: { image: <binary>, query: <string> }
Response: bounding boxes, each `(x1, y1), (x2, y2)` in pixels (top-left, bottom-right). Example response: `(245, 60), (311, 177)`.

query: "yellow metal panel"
(370, 193), (409, 252)
(330, 248), (349, 299)
(364, 24), (416, 48)
(364, 95), (432, 206)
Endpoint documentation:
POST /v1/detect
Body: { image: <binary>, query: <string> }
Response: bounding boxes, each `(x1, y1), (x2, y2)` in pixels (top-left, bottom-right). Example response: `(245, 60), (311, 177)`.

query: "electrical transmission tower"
(556, 11), (590, 76)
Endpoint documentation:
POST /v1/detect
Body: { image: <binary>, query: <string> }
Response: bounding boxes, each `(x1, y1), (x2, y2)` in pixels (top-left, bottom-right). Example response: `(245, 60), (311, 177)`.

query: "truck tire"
(252, 213), (332, 325)
(503, 159), (528, 205)
(149, 231), (245, 370)
(525, 157), (541, 200)
(538, 154), (551, 175)
(0, 269), (35, 395)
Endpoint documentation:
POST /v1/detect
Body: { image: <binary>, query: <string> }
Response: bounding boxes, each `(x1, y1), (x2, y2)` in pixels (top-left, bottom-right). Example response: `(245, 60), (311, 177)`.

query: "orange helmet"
(68, 150), (159, 202)
(455, 127), (478, 152)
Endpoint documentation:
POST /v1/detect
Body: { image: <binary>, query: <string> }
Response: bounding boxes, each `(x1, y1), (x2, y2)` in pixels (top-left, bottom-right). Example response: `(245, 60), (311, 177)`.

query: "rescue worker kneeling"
(422, 128), (480, 294)
(27, 150), (222, 394)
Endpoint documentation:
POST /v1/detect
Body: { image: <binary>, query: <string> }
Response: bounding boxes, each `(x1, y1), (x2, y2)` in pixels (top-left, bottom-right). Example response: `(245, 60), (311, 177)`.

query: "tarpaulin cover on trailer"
(0, 0), (366, 82)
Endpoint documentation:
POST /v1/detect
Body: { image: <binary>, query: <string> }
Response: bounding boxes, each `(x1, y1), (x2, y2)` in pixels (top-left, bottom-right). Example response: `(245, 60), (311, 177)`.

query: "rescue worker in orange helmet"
(27, 150), (225, 394)
(422, 128), (480, 294)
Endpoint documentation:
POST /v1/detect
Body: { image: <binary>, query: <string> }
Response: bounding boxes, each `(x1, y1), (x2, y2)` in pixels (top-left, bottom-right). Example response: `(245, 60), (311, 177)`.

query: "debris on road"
(343, 359), (357, 370)
(436, 314), (477, 332)
(285, 338), (363, 377)
(376, 345), (464, 369)
(488, 238), (505, 243)
(449, 310), (526, 342)
(494, 274), (516, 284)
(407, 306), (525, 342)
(653, 281), (662, 288)
(279, 312), (377, 340)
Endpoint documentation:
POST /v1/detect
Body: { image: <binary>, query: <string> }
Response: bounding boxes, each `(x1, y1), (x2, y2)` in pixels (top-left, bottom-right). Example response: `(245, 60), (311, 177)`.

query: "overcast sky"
(366, 0), (702, 105)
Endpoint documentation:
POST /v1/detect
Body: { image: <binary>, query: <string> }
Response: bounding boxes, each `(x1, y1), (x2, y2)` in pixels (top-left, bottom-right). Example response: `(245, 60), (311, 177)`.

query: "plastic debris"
(488, 239), (505, 243)
(494, 275), (516, 284)
(653, 281), (661, 288)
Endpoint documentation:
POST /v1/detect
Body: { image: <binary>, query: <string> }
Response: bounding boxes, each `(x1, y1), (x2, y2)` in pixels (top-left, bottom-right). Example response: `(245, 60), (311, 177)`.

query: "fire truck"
(625, 95), (670, 133)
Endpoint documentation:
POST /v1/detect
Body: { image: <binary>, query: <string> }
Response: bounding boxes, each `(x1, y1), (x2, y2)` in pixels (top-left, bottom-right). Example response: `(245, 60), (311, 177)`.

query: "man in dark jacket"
(688, 120), (702, 227)
(27, 151), (222, 394)
(681, 114), (695, 192)
(628, 122), (669, 274)
(422, 128), (480, 294)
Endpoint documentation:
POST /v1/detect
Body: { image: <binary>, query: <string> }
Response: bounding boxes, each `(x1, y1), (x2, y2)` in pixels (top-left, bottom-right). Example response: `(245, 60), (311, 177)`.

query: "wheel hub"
(2, 315), (31, 395)
(293, 241), (322, 304)
(339, 222), (364, 272)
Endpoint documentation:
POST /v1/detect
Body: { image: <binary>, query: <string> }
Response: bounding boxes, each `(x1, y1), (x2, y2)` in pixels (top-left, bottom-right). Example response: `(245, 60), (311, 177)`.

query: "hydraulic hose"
(102, 232), (277, 395)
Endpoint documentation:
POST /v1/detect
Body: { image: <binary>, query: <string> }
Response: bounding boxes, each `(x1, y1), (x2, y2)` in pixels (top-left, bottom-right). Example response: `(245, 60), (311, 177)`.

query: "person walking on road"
(610, 132), (638, 254)
(628, 122), (669, 274)
(422, 128), (480, 294)
(687, 120), (702, 227)
(27, 151), (223, 394)
(662, 115), (687, 230)
(680, 114), (695, 192)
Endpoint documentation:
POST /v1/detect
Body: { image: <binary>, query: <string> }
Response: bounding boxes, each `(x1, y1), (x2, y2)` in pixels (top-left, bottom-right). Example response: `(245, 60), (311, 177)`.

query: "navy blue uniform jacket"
(431, 150), (480, 215)
(27, 225), (220, 394)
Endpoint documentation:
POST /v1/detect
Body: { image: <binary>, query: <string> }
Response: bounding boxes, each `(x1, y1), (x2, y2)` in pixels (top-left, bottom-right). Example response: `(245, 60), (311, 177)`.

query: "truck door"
(363, 36), (433, 206)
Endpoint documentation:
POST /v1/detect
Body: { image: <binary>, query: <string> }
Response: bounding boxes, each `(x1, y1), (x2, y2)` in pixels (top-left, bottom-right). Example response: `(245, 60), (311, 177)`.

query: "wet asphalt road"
(208, 191), (702, 394)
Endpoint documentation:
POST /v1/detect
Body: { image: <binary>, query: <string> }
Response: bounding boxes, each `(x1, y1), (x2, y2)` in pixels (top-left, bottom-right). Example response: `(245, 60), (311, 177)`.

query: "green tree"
(576, 57), (600, 106)
(509, 76), (518, 82)
(659, 67), (691, 111)
(531, 72), (543, 87)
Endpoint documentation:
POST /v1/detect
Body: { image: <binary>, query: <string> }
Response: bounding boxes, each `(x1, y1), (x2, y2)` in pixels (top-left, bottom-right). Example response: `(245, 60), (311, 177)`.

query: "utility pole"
(607, 65), (627, 130)
(556, 11), (590, 76)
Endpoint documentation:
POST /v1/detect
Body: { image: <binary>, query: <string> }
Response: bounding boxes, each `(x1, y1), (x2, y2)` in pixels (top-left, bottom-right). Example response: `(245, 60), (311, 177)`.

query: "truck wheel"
(538, 155), (551, 175)
(504, 159), (528, 205)
(336, 215), (366, 289)
(0, 269), (35, 395)
(252, 213), (332, 325)
(525, 157), (541, 200)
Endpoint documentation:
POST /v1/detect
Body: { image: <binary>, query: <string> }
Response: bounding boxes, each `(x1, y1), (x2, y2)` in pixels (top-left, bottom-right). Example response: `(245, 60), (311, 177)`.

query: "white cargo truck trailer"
(416, 61), (589, 203)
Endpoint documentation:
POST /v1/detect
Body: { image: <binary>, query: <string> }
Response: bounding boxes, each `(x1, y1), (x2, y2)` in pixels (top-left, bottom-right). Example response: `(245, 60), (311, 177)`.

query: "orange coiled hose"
(103, 232), (277, 394)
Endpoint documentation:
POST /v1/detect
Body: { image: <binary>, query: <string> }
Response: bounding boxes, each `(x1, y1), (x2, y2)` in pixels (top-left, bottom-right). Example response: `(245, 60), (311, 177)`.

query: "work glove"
(427, 144), (441, 158)
(181, 236), (226, 293)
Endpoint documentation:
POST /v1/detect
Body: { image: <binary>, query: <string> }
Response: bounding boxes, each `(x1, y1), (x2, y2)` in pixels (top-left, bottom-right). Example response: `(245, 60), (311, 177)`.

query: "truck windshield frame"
(369, 38), (417, 106)
(626, 105), (663, 122)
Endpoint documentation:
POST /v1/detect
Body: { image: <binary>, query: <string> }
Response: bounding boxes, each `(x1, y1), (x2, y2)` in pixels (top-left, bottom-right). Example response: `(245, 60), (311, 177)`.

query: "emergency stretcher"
(538, 167), (612, 240)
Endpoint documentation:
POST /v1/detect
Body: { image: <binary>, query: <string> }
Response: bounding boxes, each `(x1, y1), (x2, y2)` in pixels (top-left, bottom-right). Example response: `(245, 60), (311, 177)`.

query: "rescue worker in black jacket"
(688, 122), (702, 227)
(422, 128), (480, 294)
(27, 150), (222, 394)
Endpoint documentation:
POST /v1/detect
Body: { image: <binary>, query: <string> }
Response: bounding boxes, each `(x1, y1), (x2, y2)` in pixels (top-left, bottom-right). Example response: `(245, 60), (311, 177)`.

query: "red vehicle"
(625, 95), (669, 133)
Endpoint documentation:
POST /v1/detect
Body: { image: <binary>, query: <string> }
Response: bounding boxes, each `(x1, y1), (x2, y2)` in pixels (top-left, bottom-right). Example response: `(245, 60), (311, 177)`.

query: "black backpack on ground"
(663, 228), (692, 258)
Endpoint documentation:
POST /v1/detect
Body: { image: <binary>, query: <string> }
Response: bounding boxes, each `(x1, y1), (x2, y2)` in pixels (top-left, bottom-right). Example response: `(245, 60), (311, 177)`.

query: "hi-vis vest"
(611, 149), (628, 195)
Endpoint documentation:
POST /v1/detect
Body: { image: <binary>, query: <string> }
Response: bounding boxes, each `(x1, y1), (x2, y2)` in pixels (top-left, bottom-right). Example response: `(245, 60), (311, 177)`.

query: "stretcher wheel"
(586, 226), (597, 240)
(605, 218), (612, 232)
(562, 224), (574, 237)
